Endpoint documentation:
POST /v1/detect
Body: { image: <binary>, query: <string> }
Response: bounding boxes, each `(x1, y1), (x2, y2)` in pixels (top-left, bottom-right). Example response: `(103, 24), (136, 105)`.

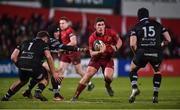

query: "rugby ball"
(93, 40), (104, 51)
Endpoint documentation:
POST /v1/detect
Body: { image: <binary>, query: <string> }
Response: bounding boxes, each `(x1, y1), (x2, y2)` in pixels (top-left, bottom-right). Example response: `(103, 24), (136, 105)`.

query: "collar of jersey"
(140, 18), (149, 22)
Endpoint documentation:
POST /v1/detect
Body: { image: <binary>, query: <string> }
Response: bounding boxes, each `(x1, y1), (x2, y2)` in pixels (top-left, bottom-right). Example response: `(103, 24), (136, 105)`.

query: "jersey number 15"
(142, 26), (155, 38)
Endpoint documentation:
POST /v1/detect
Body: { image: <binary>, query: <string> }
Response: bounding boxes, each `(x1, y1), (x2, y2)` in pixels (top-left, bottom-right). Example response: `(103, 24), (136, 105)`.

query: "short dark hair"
(95, 17), (105, 23)
(36, 31), (50, 38)
(137, 8), (149, 20)
(60, 16), (69, 22)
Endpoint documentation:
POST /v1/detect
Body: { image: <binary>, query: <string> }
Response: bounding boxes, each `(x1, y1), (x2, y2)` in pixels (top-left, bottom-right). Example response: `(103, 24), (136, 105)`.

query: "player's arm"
(111, 34), (122, 51)
(130, 35), (137, 55)
(11, 48), (20, 64)
(50, 38), (87, 52)
(88, 36), (105, 57)
(89, 43), (106, 57)
(58, 44), (87, 52)
(11, 44), (22, 65)
(67, 34), (77, 46)
(161, 31), (171, 47)
(44, 50), (56, 74)
(44, 50), (60, 82)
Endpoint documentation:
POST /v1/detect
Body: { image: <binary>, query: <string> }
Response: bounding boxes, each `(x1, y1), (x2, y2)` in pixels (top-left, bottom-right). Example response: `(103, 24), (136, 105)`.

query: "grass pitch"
(0, 77), (180, 109)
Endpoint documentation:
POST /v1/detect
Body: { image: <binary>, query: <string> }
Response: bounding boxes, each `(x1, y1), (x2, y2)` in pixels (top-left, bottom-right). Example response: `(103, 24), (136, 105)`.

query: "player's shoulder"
(21, 39), (32, 45)
(89, 31), (96, 38)
(149, 19), (161, 26)
(18, 39), (30, 48)
(105, 28), (117, 35)
(24, 39), (32, 43)
(32, 39), (48, 47)
(34, 38), (44, 43)
(66, 27), (74, 33)
(134, 21), (143, 28)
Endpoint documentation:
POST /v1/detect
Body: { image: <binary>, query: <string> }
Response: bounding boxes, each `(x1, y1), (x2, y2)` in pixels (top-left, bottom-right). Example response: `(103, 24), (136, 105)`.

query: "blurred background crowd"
(0, 0), (179, 60)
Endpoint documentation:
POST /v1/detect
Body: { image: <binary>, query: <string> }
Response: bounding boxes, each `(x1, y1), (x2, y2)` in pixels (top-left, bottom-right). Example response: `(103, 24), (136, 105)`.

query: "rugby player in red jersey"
(55, 17), (94, 100)
(71, 17), (122, 101)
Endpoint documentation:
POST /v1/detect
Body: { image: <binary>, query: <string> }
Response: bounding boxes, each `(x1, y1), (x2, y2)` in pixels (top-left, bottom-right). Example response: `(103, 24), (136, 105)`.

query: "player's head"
(94, 17), (106, 36)
(36, 31), (50, 43)
(59, 16), (69, 30)
(53, 28), (60, 39)
(137, 8), (149, 21)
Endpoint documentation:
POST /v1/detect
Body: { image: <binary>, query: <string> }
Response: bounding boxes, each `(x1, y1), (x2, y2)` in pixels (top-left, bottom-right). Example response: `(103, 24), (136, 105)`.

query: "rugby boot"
(129, 88), (140, 103)
(22, 90), (33, 99)
(53, 93), (64, 101)
(87, 83), (95, 91)
(105, 84), (114, 97)
(152, 96), (158, 103)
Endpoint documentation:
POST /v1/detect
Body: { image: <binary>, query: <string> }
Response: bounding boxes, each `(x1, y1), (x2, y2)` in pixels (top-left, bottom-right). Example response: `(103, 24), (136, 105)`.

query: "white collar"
(140, 18), (149, 22)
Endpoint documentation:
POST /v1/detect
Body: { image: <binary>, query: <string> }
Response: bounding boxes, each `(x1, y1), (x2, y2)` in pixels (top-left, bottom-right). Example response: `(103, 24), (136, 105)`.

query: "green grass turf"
(0, 77), (180, 109)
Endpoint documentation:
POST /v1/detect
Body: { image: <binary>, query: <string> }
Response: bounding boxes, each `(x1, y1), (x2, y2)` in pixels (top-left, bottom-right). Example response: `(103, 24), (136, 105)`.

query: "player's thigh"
(60, 54), (71, 64)
(32, 66), (48, 82)
(149, 51), (163, 72)
(80, 66), (97, 84)
(18, 70), (30, 82)
(150, 58), (162, 73)
(130, 61), (138, 71)
(133, 49), (147, 68)
(71, 53), (81, 65)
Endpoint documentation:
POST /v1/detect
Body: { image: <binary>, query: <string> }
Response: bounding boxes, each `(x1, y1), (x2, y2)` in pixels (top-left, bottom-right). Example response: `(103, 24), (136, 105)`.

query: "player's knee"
(46, 79), (49, 85)
(130, 66), (139, 73)
(153, 67), (160, 74)
(39, 79), (48, 86)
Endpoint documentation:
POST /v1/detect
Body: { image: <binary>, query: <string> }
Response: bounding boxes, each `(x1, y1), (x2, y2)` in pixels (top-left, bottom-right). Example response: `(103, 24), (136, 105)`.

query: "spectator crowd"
(0, 13), (179, 59)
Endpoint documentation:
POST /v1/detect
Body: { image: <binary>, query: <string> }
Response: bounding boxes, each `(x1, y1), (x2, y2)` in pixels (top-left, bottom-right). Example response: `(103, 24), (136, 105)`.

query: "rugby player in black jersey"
(1, 31), (60, 101)
(21, 33), (87, 101)
(128, 8), (171, 103)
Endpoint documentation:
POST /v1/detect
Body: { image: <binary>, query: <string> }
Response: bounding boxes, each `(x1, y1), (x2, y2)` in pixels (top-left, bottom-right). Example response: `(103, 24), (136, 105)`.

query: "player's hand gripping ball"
(93, 40), (104, 51)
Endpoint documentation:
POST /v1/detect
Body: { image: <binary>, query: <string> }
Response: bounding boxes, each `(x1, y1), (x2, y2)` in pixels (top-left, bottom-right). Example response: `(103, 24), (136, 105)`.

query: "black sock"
(4, 89), (15, 99)
(153, 74), (162, 97)
(51, 77), (61, 96)
(74, 83), (86, 98)
(27, 79), (37, 91)
(51, 77), (60, 90)
(129, 67), (139, 89)
(3, 80), (27, 100)
(104, 78), (112, 87)
(35, 83), (45, 93)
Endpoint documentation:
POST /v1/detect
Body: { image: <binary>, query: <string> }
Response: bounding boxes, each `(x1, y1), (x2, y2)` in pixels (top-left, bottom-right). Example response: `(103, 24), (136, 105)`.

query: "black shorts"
(133, 49), (163, 71)
(19, 66), (48, 82)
